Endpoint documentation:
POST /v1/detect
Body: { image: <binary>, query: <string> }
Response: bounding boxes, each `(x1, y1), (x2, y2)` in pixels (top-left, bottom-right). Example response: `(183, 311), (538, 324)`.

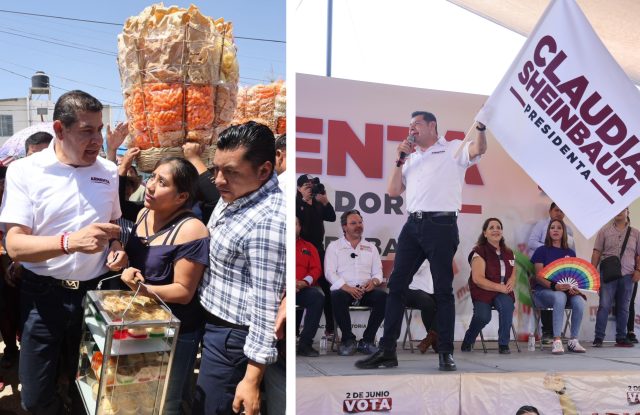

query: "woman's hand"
(555, 283), (572, 292)
(121, 267), (145, 291)
(504, 278), (515, 293)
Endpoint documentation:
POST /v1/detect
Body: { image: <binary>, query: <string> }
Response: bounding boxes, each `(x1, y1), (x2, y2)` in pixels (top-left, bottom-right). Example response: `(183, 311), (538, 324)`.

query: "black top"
(296, 192), (336, 255)
(125, 209), (209, 333)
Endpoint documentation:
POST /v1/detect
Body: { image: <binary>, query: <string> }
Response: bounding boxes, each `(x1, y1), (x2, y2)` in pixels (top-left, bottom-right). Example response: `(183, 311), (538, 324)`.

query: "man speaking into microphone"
(356, 111), (487, 371)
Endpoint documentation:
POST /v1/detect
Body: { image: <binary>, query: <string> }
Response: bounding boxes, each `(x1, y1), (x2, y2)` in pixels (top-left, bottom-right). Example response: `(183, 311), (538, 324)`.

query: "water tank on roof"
(31, 71), (49, 89)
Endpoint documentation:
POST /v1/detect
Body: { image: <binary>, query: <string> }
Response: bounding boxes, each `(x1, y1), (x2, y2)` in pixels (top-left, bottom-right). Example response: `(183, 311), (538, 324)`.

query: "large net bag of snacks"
(232, 80), (285, 135)
(117, 3), (239, 171)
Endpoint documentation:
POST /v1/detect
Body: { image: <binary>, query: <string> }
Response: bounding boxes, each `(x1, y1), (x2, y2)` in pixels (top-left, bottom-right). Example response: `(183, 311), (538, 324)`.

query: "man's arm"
(323, 241), (345, 290)
(239, 215), (286, 414)
(468, 122), (488, 159)
(6, 222), (121, 262)
(387, 139), (411, 197)
(527, 220), (545, 256)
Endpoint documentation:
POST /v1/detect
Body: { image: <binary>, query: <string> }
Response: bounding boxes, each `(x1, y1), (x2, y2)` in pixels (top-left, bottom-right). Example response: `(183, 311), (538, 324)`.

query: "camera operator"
(296, 174), (337, 338)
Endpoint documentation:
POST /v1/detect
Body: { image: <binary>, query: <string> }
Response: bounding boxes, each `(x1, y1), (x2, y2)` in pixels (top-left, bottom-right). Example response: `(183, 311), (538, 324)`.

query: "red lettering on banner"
(343, 398), (393, 413)
(297, 138), (321, 153)
(297, 117), (324, 174)
(386, 125), (408, 142)
(327, 121), (383, 178)
(297, 117), (323, 134)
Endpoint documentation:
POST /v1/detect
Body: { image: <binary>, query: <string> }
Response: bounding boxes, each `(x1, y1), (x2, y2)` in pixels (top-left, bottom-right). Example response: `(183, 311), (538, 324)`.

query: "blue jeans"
(331, 288), (387, 343)
(463, 294), (514, 346)
(595, 274), (634, 340)
(379, 215), (459, 353)
(163, 327), (204, 415)
(19, 271), (97, 415)
(533, 288), (585, 338)
(193, 323), (249, 415)
(296, 286), (324, 346)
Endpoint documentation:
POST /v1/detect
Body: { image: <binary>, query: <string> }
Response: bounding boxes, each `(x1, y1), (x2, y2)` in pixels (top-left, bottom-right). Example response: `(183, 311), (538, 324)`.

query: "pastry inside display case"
(76, 290), (179, 415)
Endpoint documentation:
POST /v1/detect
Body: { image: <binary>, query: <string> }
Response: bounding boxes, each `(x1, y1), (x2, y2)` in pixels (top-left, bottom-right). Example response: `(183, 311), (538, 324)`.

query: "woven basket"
(135, 145), (216, 173)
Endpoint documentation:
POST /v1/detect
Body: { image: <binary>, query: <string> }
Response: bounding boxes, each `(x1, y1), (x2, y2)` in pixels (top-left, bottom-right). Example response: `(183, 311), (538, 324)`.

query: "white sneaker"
(552, 339), (564, 354)
(567, 338), (586, 353)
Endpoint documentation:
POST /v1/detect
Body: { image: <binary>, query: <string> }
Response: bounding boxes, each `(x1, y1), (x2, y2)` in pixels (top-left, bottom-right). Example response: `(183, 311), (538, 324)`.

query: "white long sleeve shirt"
(324, 236), (383, 290)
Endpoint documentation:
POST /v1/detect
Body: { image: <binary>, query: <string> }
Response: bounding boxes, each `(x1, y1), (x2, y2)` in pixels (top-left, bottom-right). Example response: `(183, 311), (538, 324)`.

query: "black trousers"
(379, 215), (459, 353)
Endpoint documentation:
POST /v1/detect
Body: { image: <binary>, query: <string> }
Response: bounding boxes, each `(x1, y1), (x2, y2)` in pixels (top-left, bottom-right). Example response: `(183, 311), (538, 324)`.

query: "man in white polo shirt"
(0, 90), (125, 414)
(356, 110), (486, 371)
(325, 209), (386, 356)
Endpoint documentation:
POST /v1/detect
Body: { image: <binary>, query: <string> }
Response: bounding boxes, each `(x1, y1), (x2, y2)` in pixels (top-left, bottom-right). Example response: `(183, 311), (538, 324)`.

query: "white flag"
(476, 0), (640, 238)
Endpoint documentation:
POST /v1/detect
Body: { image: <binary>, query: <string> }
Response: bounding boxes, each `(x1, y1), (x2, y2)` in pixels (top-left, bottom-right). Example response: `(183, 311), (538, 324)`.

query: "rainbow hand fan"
(539, 257), (600, 292)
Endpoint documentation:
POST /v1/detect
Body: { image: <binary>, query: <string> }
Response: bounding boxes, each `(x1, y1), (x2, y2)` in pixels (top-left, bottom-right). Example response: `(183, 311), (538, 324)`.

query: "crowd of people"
(295, 110), (639, 372)
(0, 90), (286, 415)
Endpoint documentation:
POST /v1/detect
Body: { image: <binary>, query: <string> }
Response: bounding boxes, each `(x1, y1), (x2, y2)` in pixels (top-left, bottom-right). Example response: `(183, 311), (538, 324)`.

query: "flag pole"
(453, 122), (479, 159)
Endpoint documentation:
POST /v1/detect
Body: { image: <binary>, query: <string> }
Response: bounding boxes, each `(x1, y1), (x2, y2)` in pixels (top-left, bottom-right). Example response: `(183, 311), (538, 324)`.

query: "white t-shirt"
(0, 141), (121, 280)
(408, 259), (434, 294)
(324, 236), (383, 290)
(402, 137), (479, 212)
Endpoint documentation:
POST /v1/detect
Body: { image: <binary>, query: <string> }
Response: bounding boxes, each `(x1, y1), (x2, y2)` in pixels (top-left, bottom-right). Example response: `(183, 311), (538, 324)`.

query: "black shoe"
(498, 345), (511, 355)
(338, 338), (357, 356)
(615, 337), (634, 348)
(354, 349), (398, 369)
(628, 332), (639, 344)
(541, 332), (553, 345)
(460, 342), (472, 352)
(438, 353), (457, 371)
(297, 343), (320, 357)
(592, 338), (603, 347)
(356, 339), (379, 355)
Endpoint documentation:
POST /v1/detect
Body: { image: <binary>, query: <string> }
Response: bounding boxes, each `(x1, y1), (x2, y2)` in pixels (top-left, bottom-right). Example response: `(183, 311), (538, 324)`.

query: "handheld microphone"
(396, 135), (416, 167)
(350, 253), (358, 259)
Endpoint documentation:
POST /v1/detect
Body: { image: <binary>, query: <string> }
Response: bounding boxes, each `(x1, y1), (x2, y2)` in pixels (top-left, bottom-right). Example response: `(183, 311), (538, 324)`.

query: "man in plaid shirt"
(194, 122), (286, 415)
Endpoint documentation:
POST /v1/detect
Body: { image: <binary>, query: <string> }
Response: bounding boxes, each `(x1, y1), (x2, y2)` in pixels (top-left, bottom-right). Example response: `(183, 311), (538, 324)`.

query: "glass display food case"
(76, 290), (180, 415)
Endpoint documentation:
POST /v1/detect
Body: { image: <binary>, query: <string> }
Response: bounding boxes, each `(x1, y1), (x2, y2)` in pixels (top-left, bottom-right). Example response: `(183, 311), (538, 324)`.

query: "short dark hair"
(25, 131), (53, 154)
(340, 209), (362, 226)
(217, 121), (275, 171)
(154, 156), (198, 208)
(275, 134), (286, 151)
(411, 111), (438, 134)
(549, 202), (558, 211)
(53, 90), (103, 128)
(516, 405), (540, 415)
(0, 166), (7, 180)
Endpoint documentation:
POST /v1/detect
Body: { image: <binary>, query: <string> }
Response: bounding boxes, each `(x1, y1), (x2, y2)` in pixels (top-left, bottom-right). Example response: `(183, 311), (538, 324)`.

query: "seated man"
(296, 215), (324, 357)
(325, 210), (386, 356)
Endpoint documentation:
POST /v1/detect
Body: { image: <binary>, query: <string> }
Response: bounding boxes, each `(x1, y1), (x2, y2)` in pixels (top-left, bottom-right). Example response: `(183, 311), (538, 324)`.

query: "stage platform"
(297, 341), (640, 377)
(296, 342), (640, 414)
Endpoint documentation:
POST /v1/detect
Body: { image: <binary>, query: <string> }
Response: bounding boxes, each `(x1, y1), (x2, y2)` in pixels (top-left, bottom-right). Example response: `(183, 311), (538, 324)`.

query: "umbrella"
(0, 122), (55, 160)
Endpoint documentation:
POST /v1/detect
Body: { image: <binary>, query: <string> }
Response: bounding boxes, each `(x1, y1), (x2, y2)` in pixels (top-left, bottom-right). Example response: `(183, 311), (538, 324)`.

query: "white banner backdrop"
(460, 371), (640, 414)
(297, 374), (460, 415)
(297, 371), (640, 414)
(297, 73), (640, 343)
(476, 0), (640, 238)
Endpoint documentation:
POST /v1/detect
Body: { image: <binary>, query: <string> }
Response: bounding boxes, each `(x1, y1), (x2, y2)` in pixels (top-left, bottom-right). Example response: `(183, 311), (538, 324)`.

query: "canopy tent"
(447, 0), (640, 86)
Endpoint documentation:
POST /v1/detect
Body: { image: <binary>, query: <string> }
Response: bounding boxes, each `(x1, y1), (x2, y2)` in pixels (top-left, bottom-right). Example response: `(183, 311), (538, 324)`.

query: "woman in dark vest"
(121, 156), (209, 414)
(461, 217), (516, 354)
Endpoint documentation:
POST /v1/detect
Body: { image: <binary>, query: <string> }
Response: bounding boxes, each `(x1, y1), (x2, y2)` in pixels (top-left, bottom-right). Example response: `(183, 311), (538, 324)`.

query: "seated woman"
(461, 217), (516, 354)
(121, 157), (209, 414)
(531, 219), (586, 354)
